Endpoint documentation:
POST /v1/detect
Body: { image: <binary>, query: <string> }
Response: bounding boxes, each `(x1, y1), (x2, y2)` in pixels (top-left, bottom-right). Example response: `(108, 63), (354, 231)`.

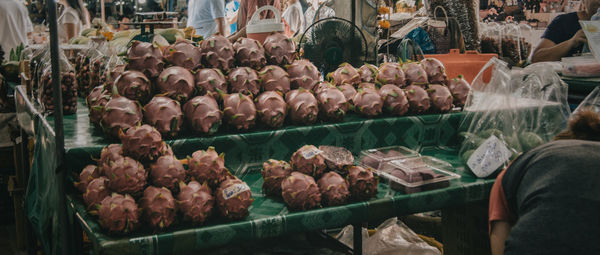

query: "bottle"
(583, 8), (600, 53)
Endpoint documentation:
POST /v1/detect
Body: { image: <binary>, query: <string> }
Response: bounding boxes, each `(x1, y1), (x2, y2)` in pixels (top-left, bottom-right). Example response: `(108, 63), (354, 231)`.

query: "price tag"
(467, 135), (512, 178)
(222, 183), (250, 200)
(301, 148), (323, 159)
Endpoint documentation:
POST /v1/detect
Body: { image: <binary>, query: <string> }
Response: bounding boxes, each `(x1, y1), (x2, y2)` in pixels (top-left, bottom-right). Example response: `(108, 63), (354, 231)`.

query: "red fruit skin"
(404, 85), (431, 114)
(261, 159), (292, 196)
(76, 165), (101, 192)
(140, 186), (176, 230)
(379, 84), (410, 116)
(318, 145), (354, 172)
(223, 93), (257, 130)
(126, 41), (165, 78)
(143, 96), (184, 138)
(104, 156), (147, 195)
(281, 172), (322, 211)
(338, 84), (357, 104)
(314, 82), (335, 95)
(119, 124), (163, 163)
(402, 62), (429, 86)
(216, 177), (254, 220)
(163, 40), (202, 70)
(188, 147), (228, 188)
(150, 155), (186, 191)
(194, 68), (228, 97)
(98, 144), (123, 174)
(290, 145), (327, 178)
(200, 35), (235, 72)
(228, 67), (260, 97)
(100, 95), (143, 138)
(427, 84), (454, 113)
(259, 65), (291, 94)
(183, 96), (222, 135)
(352, 87), (383, 118)
(420, 58), (447, 84)
(98, 193), (141, 233)
(233, 37), (267, 70)
(448, 76), (471, 107)
(255, 91), (287, 128)
(114, 70), (152, 104)
(86, 86), (111, 125)
(376, 62), (406, 87)
(346, 166), (378, 201)
(330, 64), (361, 86)
(103, 64), (125, 89)
(358, 63), (378, 83)
(83, 176), (110, 210)
(317, 172), (350, 206)
(177, 181), (214, 224)
(156, 66), (195, 102)
(286, 59), (320, 91)
(316, 86), (348, 122)
(285, 89), (319, 125)
(263, 32), (297, 66)
(357, 82), (377, 90)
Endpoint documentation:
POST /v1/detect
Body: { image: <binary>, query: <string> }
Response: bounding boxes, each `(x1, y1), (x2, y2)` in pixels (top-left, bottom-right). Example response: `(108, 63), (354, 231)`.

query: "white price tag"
(467, 135), (512, 178)
(222, 183), (250, 200)
(301, 148), (323, 159)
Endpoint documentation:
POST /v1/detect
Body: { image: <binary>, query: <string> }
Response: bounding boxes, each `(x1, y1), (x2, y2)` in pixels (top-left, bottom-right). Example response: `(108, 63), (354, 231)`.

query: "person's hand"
(570, 29), (587, 48)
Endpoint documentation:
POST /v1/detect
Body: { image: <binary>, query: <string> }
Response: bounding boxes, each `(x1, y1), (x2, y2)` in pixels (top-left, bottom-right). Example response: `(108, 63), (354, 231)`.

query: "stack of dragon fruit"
(74, 124), (253, 234)
(261, 145), (379, 210)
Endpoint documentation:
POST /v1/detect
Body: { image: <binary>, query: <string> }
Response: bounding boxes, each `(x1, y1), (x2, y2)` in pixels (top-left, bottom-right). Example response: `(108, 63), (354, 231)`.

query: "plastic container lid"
(246, 5), (284, 34)
(359, 146), (420, 170)
(377, 156), (460, 194)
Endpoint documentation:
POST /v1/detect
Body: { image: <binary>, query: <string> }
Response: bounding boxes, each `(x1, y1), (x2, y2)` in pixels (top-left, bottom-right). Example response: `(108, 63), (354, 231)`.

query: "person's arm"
(211, 0), (226, 36)
(215, 17), (225, 36)
(490, 221), (511, 255)
(531, 30), (586, 63)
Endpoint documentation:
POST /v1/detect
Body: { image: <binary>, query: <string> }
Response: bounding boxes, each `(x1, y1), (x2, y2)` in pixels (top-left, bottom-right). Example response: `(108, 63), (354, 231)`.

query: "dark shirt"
(501, 140), (600, 255)
(541, 12), (582, 56)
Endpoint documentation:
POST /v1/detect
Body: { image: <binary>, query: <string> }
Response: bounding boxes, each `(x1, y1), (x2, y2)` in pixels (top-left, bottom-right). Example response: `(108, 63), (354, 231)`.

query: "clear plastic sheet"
(38, 50), (78, 115)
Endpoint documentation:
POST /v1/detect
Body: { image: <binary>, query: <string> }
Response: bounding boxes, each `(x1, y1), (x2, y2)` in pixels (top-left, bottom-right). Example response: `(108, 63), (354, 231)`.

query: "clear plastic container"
(562, 55), (600, 77)
(377, 156), (460, 194)
(359, 146), (419, 170)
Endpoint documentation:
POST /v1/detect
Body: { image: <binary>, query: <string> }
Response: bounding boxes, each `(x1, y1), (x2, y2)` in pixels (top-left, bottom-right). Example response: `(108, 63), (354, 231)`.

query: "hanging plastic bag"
(38, 49), (78, 115)
(101, 50), (125, 89)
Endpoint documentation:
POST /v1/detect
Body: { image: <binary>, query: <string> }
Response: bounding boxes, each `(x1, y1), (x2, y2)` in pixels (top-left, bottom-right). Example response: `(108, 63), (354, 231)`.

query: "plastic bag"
(38, 49), (78, 115)
(479, 22), (501, 55)
(101, 50), (125, 89)
(574, 86), (600, 114)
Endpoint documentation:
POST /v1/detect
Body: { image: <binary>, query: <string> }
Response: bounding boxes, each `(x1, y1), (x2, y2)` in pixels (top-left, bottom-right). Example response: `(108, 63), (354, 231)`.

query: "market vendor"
(228, 0), (282, 42)
(57, 0), (91, 43)
(0, 0), (34, 53)
(488, 110), (600, 255)
(531, 0), (600, 63)
(187, 0), (227, 38)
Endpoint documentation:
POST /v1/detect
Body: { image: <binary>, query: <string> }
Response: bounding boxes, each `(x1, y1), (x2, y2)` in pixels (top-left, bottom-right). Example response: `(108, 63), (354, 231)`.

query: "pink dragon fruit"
(143, 96), (183, 138)
(183, 96), (222, 135)
(86, 86), (111, 125)
(346, 166), (378, 201)
(83, 176), (110, 210)
(352, 87), (383, 117)
(216, 177), (254, 220)
(150, 155), (186, 191)
(228, 67), (260, 97)
(263, 32), (297, 66)
(290, 145), (327, 178)
(404, 85), (431, 114)
(380, 84), (409, 116)
(114, 70), (152, 104)
(200, 35), (235, 72)
(97, 193), (141, 233)
(314, 82), (335, 95)
(285, 89), (319, 125)
(233, 37), (267, 70)
(75, 165), (101, 192)
(126, 41), (165, 78)
(338, 84), (357, 103)
(255, 91), (287, 128)
(157, 66), (195, 102)
(223, 93), (257, 130)
(140, 186), (176, 230)
(316, 86), (348, 122)
(103, 64), (125, 89)
(329, 63), (361, 86)
(318, 145), (354, 172)
(163, 40), (202, 70)
(194, 68), (228, 97)
(281, 172), (321, 211)
(427, 84), (454, 113)
(259, 65), (291, 94)
(286, 59), (320, 91)
(261, 159), (292, 196)
(104, 156), (147, 195)
(119, 124), (163, 163)
(188, 147), (228, 188)
(376, 62), (406, 87)
(177, 181), (214, 224)
(402, 62), (428, 86)
(420, 58), (447, 84)
(317, 172), (350, 206)
(357, 82), (377, 90)
(100, 95), (143, 138)
(448, 75), (471, 107)
(358, 63), (378, 83)
(98, 144), (123, 174)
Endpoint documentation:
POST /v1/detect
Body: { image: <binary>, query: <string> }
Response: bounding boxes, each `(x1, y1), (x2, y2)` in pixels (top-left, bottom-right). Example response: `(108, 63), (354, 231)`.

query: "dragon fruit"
(119, 124), (163, 163)
(316, 86), (348, 122)
(427, 84), (453, 113)
(346, 166), (378, 201)
(352, 87), (383, 117)
(158, 142), (174, 158)
(358, 82), (377, 90)
(255, 91), (287, 128)
(290, 145), (327, 178)
(98, 144), (123, 174)
(376, 62), (405, 87)
(281, 172), (321, 211)
(200, 35), (235, 72)
(263, 32), (297, 66)
(228, 67), (260, 97)
(97, 193), (141, 233)
(83, 176), (110, 210)
(448, 75), (471, 107)
(314, 82), (335, 95)
(233, 37), (267, 70)
(358, 63), (378, 83)
(150, 155), (186, 191)
(286, 59), (320, 91)
(75, 165), (101, 192)
(103, 64), (125, 89)
(329, 63), (361, 86)
(380, 84), (409, 116)
(338, 84), (357, 103)
(114, 70), (152, 104)
(143, 96), (183, 138)
(285, 89), (319, 125)
(157, 66), (195, 102)
(405, 85), (431, 114)
(223, 93), (257, 130)
(317, 172), (350, 206)
(402, 62), (428, 86)
(318, 145), (354, 172)
(104, 156), (147, 195)
(216, 177), (253, 220)
(140, 186), (176, 230)
(194, 68), (228, 97)
(86, 86), (111, 125)
(126, 41), (165, 78)
(177, 181), (214, 224)
(100, 95), (143, 138)
(183, 96), (222, 135)
(261, 159), (292, 196)
(420, 58), (447, 84)
(188, 147), (228, 188)
(163, 40), (202, 70)
(259, 65), (291, 94)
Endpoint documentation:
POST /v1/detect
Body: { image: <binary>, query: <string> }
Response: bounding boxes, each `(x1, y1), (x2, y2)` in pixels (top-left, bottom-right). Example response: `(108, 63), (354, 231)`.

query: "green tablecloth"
(561, 76), (600, 94)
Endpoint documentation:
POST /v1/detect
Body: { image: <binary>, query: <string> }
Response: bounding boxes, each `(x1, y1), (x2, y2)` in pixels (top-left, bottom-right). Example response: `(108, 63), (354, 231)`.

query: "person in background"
(282, 0), (304, 36)
(226, 0), (240, 36)
(0, 0), (33, 53)
(187, 0), (226, 38)
(304, 0), (335, 26)
(228, 0), (282, 42)
(531, 0), (600, 62)
(57, 0), (91, 42)
(489, 110), (600, 255)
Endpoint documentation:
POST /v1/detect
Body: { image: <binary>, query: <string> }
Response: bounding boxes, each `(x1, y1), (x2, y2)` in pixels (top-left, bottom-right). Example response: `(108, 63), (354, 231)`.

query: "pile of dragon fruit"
(87, 32), (472, 140)
(74, 124), (253, 234)
(261, 145), (378, 210)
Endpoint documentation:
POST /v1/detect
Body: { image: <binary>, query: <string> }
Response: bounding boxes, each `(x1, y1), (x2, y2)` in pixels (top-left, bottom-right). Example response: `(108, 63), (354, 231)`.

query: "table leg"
(353, 223), (363, 255)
